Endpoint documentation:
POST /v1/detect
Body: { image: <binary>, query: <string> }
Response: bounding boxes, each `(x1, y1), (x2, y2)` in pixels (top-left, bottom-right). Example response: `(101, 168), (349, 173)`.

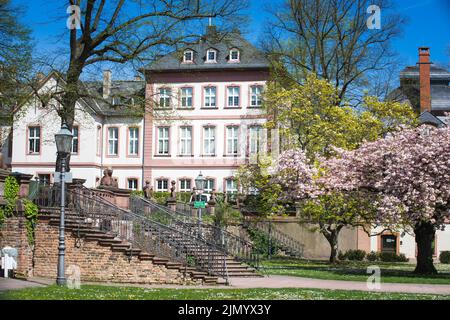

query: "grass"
(260, 258), (450, 285)
(0, 285), (449, 300)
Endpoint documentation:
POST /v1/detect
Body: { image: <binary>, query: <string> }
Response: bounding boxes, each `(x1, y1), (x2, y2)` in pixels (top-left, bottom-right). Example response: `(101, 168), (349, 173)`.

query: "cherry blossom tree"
(320, 126), (450, 274)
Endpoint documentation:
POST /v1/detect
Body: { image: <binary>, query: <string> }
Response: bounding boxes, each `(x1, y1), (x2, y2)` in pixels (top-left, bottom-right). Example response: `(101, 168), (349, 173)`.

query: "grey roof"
(419, 111), (446, 128)
(400, 64), (450, 81)
(430, 85), (450, 110)
(83, 80), (145, 116)
(145, 28), (270, 72)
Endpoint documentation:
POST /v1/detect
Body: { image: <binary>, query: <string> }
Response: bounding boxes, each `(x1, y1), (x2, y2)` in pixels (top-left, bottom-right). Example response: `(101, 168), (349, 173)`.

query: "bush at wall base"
(439, 251), (450, 264)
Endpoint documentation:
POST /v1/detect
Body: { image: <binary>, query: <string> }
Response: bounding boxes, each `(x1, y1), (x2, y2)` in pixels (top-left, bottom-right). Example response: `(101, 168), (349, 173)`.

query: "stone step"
(152, 257), (169, 265)
(138, 253), (155, 261)
(98, 239), (123, 245)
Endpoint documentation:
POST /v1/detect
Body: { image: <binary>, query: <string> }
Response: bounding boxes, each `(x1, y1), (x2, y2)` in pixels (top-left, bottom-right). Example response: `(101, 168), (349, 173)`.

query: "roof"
(145, 27), (270, 72)
(83, 80), (145, 116)
(418, 111), (446, 128)
(400, 64), (450, 81)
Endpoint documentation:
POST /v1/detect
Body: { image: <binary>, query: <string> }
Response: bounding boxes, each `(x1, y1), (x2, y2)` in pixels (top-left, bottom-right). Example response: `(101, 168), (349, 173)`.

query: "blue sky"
(15, 0), (450, 77)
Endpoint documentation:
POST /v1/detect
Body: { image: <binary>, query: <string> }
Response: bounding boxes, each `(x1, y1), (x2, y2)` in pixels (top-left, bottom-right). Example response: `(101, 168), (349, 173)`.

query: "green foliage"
(23, 199), (38, 245)
(344, 250), (366, 261)
(210, 201), (242, 228)
(246, 226), (280, 257)
(439, 251), (450, 264)
(338, 251), (347, 261)
(366, 251), (379, 262)
(379, 252), (409, 263)
(3, 176), (19, 217)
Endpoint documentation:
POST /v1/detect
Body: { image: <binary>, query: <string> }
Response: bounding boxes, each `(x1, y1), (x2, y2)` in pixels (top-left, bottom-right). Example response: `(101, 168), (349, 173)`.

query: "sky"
(14, 0), (450, 79)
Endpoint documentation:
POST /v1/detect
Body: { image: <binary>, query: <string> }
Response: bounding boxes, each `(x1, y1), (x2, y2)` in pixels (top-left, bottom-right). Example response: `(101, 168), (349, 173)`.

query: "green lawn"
(0, 285), (448, 300)
(260, 258), (450, 285)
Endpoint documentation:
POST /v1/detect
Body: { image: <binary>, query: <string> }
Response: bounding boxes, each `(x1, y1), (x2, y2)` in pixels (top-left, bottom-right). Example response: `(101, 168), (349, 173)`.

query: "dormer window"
(206, 49), (217, 63)
(229, 49), (240, 62)
(183, 50), (194, 63)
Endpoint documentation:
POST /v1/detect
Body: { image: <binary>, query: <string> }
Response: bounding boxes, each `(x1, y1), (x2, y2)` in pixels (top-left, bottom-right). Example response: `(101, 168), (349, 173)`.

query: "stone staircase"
(41, 209), (222, 285)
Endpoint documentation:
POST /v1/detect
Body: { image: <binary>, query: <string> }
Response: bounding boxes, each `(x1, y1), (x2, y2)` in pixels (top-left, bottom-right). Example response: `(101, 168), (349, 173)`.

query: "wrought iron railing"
(131, 196), (260, 269)
(243, 217), (304, 258)
(175, 201), (192, 216)
(35, 183), (229, 282)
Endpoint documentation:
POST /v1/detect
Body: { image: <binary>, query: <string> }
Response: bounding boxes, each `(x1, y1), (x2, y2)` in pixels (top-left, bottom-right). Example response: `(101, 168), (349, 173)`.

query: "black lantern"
(195, 172), (205, 194)
(55, 123), (73, 155)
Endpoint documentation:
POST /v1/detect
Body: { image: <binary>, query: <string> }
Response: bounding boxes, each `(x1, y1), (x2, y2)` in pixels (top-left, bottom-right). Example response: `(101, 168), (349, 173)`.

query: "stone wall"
(0, 216), (34, 278)
(32, 216), (199, 285)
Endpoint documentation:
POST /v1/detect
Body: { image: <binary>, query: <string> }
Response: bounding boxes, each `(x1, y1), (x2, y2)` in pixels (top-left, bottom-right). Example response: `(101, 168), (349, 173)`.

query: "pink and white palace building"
(7, 26), (270, 195)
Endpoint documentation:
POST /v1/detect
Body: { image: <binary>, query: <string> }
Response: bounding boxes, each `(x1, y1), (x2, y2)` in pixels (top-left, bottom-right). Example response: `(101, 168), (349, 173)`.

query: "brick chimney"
(103, 70), (112, 99)
(418, 47), (431, 112)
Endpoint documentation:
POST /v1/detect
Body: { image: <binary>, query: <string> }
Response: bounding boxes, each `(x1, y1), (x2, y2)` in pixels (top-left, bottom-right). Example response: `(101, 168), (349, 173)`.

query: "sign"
(54, 172), (73, 183)
(194, 201), (206, 209)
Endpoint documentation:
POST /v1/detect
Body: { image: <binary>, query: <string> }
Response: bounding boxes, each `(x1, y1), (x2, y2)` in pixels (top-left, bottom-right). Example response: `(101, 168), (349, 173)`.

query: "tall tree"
(0, 0), (32, 157)
(322, 126), (450, 274)
(263, 0), (403, 103)
(33, 0), (247, 171)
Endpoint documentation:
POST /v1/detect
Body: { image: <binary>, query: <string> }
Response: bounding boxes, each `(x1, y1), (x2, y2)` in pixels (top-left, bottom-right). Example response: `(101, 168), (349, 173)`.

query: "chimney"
(418, 47), (431, 113)
(103, 70), (112, 99)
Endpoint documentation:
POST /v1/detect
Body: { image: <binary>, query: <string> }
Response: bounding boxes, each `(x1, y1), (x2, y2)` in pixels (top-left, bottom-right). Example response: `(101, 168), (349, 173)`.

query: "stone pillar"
(295, 202), (302, 219)
(10, 172), (33, 198)
(167, 199), (177, 212)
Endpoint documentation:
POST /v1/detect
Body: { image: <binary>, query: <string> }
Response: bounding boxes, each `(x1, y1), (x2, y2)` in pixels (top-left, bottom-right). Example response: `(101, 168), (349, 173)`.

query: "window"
(108, 127), (119, 156)
(225, 178), (238, 194)
(112, 96), (121, 106)
(203, 127), (216, 156)
(180, 179), (191, 192)
(159, 88), (171, 108)
(206, 49), (217, 62)
(157, 127), (170, 155)
(96, 126), (102, 156)
(129, 127), (139, 156)
(250, 85), (263, 107)
(183, 50), (193, 63)
(28, 127), (40, 154)
(226, 126), (239, 155)
(204, 87), (216, 108)
(180, 87), (193, 108)
(381, 235), (397, 253)
(227, 86), (240, 107)
(230, 49), (240, 62)
(179, 126), (192, 156)
(204, 179), (215, 193)
(71, 126), (79, 154)
(127, 178), (138, 191)
(156, 179), (169, 191)
(38, 174), (51, 185)
(249, 126), (263, 155)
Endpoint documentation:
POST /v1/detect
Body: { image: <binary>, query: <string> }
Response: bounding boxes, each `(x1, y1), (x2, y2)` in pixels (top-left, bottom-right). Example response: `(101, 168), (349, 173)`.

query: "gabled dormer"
(205, 48), (218, 63)
(228, 48), (240, 63)
(182, 49), (195, 64)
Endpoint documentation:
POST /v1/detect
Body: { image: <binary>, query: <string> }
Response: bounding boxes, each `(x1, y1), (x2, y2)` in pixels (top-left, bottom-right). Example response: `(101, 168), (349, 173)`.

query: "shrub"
(379, 252), (409, 262)
(246, 227), (280, 257)
(338, 250), (347, 261)
(345, 249), (366, 261)
(366, 251), (379, 262)
(439, 251), (450, 264)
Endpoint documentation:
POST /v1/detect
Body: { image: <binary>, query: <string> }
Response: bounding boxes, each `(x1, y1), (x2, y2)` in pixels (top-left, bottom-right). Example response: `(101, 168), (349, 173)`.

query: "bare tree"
(27, 0), (248, 171)
(263, 0), (404, 103)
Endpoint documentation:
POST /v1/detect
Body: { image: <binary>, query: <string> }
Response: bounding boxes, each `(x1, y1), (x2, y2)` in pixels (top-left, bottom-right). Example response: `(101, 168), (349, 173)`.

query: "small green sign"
(194, 201), (206, 209)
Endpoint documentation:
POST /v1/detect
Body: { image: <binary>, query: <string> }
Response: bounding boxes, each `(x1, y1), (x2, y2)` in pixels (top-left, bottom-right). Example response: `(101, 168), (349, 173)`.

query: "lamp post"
(54, 123), (73, 286)
(195, 172), (205, 238)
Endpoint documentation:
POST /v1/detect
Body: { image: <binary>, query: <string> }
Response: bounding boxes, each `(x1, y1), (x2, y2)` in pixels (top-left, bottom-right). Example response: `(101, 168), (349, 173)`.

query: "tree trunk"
(323, 226), (342, 264)
(414, 221), (437, 275)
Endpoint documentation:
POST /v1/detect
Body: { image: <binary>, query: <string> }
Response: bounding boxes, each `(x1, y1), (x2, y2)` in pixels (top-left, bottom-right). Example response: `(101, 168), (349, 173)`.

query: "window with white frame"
(183, 50), (193, 63)
(159, 88), (171, 108)
(180, 87), (193, 108)
(129, 127), (139, 155)
(229, 49), (240, 62)
(204, 179), (215, 193)
(156, 179), (169, 191)
(206, 49), (217, 62)
(225, 178), (238, 194)
(204, 87), (216, 108)
(28, 127), (40, 154)
(179, 126), (192, 156)
(71, 126), (79, 154)
(227, 86), (240, 107)
(157, 127), (170, 155)
(203, 126), (216, 156)
(226, 126), (239, 155)
(108, 127), (119, 156)
(249, 126), (263, 155)
(38, 174), (51, 185)
(250, 85), (263, 107)
(127, 178), (138, 191)
(179, 179), (191, 192)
